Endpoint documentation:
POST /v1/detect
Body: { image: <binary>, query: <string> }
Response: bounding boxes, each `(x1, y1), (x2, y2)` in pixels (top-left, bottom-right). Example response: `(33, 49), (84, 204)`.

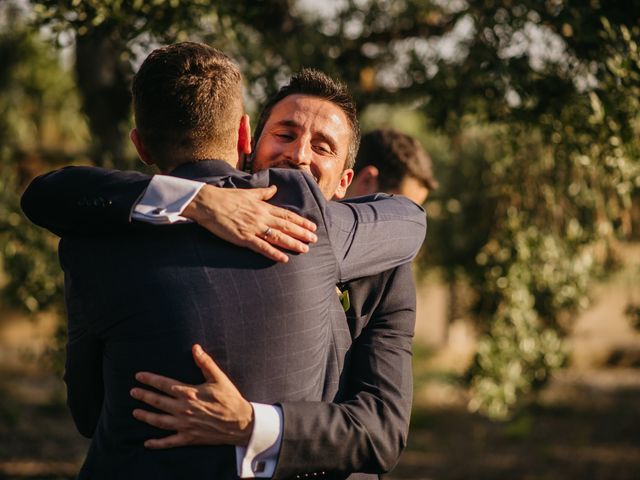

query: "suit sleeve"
(274, 265), (416, 478)
(324, 195), (426, 282)
(20, 166), (151, 236)
(257, 170), (426, 282)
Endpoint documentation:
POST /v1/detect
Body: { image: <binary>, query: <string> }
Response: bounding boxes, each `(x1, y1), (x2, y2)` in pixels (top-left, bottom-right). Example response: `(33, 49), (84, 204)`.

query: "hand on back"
(131, 344), (254, 448)
(183, 184), (317, 263)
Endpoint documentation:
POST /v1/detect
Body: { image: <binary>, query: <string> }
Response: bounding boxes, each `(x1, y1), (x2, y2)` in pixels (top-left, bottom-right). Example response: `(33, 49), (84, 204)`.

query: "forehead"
(265, 94), (350, 139)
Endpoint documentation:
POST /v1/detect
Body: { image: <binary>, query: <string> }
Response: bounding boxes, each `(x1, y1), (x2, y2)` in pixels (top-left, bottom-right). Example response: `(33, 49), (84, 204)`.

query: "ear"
(130, 128), (155, 166)
(237, 115), (252, 171)
(238, 114), (252, 155)
(332, 168), (355, 200)
(347, 165), (379, 197)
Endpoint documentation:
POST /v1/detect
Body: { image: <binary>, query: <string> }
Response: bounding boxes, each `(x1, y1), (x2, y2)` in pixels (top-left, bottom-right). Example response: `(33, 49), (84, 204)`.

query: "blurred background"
(0, 0), (639, 478)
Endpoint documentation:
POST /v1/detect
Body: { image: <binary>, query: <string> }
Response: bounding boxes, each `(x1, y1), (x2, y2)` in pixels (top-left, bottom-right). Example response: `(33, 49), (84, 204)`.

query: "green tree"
(0, 3), (88, 315)
(16, 0), (640, 417)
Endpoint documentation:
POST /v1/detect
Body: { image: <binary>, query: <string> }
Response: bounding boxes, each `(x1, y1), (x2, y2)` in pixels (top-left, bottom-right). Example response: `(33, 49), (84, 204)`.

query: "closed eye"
(314, 144), (332, 154)
(274, 132), (295, 141)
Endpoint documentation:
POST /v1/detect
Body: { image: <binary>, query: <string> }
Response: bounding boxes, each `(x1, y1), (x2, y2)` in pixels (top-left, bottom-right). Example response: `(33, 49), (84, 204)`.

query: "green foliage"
(468, 220), (570, 418)
(0, 9), (75, 315)
(5, 0), (639, 419)
(427, 9), (639, 417)
(0, 168), (63, 313)
(34, 0), (216, 41)
(0, 10), (88, 151)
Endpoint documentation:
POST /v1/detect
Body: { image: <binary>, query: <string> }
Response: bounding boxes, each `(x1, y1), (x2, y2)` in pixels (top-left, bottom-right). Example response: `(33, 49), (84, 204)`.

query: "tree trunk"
(74, 29), (131, 169)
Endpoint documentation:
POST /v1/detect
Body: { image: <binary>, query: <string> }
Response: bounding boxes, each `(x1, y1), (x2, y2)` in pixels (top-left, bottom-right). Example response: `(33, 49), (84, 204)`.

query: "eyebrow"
(274, 119), (301, 129)
(273, 119), (338, 152)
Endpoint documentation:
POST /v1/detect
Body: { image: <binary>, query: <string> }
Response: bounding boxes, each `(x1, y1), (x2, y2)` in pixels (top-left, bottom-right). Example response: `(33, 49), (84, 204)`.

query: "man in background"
(347, 128), (438, 205)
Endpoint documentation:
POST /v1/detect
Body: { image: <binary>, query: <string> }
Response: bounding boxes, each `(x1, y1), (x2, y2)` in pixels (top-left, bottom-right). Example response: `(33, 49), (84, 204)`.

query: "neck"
(161, 152), (239, 173)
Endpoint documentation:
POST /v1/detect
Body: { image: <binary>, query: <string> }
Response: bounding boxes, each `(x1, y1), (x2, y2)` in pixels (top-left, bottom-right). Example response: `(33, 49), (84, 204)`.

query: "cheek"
(314, 158), (339, 183)
(253, 142), (276, 170)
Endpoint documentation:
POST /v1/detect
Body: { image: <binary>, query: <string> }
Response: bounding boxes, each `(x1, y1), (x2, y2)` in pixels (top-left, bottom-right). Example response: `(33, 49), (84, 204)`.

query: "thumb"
(254, 185), (277, 201)
(192, 344), (225, 383)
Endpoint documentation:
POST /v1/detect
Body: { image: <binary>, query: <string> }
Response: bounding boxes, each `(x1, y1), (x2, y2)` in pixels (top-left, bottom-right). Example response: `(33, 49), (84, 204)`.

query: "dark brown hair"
(132, 42), (243, 170)
(252, 68), (360, 169)
(355, 129), (439, 191)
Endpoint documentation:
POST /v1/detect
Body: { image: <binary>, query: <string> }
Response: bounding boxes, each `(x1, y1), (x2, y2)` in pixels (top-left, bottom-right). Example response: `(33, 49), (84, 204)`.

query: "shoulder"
(261, 168), (326, 210)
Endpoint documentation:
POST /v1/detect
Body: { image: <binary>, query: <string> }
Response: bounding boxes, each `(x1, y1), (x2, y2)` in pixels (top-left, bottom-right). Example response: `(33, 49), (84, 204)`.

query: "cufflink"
(151, 207), (166, 215)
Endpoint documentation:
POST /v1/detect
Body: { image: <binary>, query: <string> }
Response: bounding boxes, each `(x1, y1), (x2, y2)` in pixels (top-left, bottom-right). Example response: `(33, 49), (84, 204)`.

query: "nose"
(285, 139), (312, 167)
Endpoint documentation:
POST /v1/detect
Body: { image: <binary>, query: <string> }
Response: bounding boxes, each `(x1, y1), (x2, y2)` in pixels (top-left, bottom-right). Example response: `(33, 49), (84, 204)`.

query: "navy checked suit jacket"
(21, 160), (425, 479)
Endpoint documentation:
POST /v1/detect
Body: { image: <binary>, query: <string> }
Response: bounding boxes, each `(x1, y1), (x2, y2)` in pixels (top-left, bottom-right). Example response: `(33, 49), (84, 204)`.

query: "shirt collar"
(168, 159), (242, 181)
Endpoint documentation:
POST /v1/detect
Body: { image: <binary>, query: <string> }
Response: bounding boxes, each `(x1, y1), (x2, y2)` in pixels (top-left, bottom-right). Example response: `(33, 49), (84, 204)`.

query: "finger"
(133, 408), (180, 431)
(253, 185), (278, 201)
(131, 387), (181, 414)
(135, 371), (189, 396)
(192, 344), (231, 383)
(273, 207), (317, 233)
(259, 227), (310, 254)
(171, 384), (199, 400)
(244, 237), (290, 263)
(270, 216), (317, 244)
(144, 432), (191, 449)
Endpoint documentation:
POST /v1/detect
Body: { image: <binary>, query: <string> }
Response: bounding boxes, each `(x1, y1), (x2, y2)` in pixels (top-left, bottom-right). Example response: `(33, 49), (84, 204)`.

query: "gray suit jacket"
(276, 264), (416, 480)
(21, 160), (425, 479)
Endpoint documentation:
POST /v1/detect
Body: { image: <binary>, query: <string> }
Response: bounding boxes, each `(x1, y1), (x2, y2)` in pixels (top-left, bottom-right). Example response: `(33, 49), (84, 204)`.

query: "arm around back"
(261, 168), (426, 280)
(21, 166), (151, 236)
(325, 194), (426, 282)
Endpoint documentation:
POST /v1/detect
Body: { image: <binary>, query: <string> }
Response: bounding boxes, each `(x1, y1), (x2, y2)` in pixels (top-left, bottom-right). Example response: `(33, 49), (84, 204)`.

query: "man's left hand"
(131, 344), (254, 449)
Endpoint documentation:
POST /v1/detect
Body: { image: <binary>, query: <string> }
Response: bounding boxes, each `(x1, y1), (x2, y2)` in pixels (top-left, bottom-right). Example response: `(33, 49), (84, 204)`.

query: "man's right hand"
(182, 184), (317, 263)
(131, 344), (255, 448)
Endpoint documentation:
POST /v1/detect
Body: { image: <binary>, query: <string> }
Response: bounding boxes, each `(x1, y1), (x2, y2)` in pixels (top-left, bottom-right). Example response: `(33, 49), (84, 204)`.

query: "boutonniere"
(336, 285), (350, 312)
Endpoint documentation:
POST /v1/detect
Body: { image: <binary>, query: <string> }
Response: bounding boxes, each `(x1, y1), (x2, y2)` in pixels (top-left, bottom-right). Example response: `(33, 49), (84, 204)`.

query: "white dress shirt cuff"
(132, 175), (205, 224)
(235, 403), (283, 478)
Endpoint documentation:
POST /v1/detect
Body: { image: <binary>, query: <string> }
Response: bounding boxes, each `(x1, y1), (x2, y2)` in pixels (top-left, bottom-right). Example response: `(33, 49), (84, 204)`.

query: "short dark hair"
(355, 129), (439, 191)
(132, 42), (243, 170)
(252, 68), (360, 169)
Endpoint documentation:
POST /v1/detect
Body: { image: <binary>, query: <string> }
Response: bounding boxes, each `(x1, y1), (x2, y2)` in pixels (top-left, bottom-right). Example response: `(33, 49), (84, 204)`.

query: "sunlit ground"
(389, 356), (640, 480)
